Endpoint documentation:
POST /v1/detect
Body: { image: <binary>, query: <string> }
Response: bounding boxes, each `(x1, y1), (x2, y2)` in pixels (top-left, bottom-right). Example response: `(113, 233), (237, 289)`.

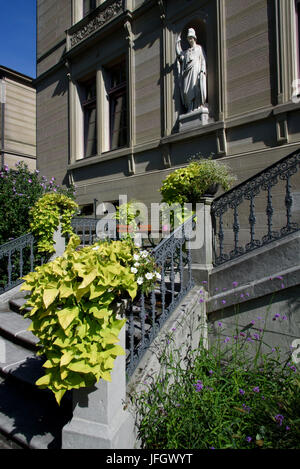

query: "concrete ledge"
(209, 231), (300, 313)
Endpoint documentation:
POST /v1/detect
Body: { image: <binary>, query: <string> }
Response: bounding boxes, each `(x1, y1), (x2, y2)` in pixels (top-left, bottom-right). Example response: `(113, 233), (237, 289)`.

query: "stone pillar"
(61, 320), (136, 449)
(190, 197), (214, 285)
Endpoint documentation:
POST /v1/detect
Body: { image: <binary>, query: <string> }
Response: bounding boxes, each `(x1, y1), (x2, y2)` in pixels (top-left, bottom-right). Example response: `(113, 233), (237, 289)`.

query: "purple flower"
(251, 320), (255, 325)
(240, 332), (246, 337)
(246, 436), (252, 443)
(194, 380), (204, 392)
(199, 298), (204, 303)
(232, 281), (238, 288)
(273, 313), (281, 321)
(239, 389), (245, 395)
(222, 300), (226, 305)
(242, 404), (251, 413)
(286, 426), (290, 431)
(28, 179), (32, 183)
(274, 414), (284, 426)
(209, 447), (215, 450)
(253, 386), (260, 393)
(253, 333), (260, 340)
(209, 370), (214, 375)
(218, 322), (223, 328)
(224, 337), (230, 343)
(282, 315), (287, 321)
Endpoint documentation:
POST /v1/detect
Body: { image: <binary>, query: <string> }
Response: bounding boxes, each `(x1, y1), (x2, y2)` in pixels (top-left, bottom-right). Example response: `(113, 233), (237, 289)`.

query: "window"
(107, 62), (128, 151)
(82, 78), (97, 158)
(83, 0), (97, 17)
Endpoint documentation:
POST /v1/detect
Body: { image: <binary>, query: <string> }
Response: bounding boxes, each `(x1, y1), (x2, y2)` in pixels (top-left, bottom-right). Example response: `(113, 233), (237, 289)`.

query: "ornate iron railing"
(125, 215), (196, 378)
(0, 234), (38, 294)
(71, 218), (98, 246)
(211, 149), (300, 266)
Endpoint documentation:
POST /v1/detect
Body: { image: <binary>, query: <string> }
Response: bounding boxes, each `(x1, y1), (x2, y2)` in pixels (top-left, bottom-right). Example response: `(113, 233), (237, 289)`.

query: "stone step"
(0, 375), (72, 449)
(0, 337), (44, 387)
(0, 311), (39, 351)
(8, 297), (31, 316)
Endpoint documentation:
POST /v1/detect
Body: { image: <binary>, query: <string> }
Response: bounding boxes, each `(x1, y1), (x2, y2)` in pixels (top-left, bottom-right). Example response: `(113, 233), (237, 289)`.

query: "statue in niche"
(176, 28), (207, 114)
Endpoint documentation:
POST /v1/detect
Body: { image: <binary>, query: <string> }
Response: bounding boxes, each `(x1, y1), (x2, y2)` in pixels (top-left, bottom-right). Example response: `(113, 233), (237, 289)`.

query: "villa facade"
(36, 0), (300, 218)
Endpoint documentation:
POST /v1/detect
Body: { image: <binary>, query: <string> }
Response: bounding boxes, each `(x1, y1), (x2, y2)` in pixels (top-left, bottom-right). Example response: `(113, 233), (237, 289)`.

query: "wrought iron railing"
(71, 218), (98, 246)
(211, 149), (300, 266)
(125, 215), (195, 378)
(0, 234), (38, 294)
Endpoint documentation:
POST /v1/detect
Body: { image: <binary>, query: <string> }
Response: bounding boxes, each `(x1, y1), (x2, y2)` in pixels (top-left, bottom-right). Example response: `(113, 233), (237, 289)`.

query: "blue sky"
(0, 0), (36, 78)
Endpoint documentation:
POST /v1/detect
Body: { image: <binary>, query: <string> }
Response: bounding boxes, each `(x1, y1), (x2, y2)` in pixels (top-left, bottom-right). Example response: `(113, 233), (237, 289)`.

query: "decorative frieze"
(69, 0), (124, 48)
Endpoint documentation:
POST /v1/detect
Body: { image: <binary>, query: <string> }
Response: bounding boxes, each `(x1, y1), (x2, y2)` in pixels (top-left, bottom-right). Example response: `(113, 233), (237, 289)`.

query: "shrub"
(132, 305), (300, 449)
(160, 156), (237, 206)
(0, 161), (75, 245)
(21, 236), (160, 404)
(29, 192), (79, 255)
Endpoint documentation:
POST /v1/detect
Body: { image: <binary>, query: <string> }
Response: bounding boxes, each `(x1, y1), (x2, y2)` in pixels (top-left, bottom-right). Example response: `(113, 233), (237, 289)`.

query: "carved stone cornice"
(69, 0), (124, 49)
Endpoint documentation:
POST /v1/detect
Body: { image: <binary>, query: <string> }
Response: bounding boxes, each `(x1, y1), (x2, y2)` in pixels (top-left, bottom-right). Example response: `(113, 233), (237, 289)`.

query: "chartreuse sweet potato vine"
(29, 192), (79, 255)
(21, 235), (141, 405)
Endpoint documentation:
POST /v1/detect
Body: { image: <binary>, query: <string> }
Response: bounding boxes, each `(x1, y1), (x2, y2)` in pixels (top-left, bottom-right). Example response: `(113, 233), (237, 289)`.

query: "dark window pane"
(82, 78), (97, 157)
(83, 0), (96, 17)
(107, 61), (128, 151)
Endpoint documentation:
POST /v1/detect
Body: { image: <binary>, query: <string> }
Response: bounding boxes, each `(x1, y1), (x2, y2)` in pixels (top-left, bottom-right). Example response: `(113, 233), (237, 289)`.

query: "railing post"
(62, 315), (136, 449)
(191, 197), (214, 284)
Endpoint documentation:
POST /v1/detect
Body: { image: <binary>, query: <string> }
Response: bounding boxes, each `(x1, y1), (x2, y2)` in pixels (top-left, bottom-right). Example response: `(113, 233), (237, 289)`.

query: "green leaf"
(43, 288), (59, 309)
(57, 306), (79, 330)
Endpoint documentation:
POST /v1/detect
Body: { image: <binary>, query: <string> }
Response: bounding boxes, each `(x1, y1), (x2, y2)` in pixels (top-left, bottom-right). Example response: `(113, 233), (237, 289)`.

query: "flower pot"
(203, 183), (219, 197)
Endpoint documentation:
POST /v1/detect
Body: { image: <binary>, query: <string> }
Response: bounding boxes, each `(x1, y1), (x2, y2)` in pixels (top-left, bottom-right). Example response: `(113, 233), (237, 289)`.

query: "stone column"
(190, 197), (214, 285)
(61, 319), (136, 449)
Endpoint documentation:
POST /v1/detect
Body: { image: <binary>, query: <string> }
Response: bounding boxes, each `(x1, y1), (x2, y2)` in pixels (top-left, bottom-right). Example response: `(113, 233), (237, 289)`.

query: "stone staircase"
(0, 295), (73, 449)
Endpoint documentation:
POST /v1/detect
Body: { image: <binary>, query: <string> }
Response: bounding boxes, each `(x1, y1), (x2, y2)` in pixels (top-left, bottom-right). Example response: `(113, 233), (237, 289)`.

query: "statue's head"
(187, 28), (197, 46)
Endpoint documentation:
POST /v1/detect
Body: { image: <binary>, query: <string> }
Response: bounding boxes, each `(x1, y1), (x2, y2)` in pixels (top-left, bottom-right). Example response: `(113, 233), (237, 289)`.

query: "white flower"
(141, 250), (149, 258)
(145, 272), (154, 280)
(133, 254), (140, 261)
(134, 262), (140, 268)
(92, 245), (100, 251)
(131, 267), (138, 274)
(137, 277), (144, 285)
(156, 272), (161, 280)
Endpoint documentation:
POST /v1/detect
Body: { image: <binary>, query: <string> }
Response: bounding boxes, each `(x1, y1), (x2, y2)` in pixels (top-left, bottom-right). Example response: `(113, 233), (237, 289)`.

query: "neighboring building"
(0, 65), (36, 171)
(36, 0), (300, 219)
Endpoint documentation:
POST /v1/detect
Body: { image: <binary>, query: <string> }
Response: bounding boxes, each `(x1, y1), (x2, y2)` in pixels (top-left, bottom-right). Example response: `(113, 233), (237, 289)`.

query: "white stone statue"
(176, 28), (207, 113)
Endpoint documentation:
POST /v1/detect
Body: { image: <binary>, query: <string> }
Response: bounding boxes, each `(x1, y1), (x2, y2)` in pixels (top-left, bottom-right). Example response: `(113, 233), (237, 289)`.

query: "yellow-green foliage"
(21, 235), (138, 405)
(160, 157), (237, 206)
(29, 192), (79, 255)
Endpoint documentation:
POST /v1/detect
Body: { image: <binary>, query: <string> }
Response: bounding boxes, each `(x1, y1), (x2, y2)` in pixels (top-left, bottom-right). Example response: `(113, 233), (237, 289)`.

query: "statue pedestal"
(179, 106), (209, 132)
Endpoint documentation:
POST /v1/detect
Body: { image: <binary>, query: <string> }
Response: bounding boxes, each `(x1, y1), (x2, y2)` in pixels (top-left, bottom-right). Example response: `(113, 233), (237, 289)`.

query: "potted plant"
(160, 155), (237, 210)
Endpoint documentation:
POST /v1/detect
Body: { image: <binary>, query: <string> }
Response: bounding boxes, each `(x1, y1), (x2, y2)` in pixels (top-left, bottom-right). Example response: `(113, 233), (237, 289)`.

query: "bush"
(21, 236), (160, 404)
(160, 156), (237, 206)
(0, 162), (75, 245)
(29, 192), (79, 255)
(132, 304), (300, 449)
